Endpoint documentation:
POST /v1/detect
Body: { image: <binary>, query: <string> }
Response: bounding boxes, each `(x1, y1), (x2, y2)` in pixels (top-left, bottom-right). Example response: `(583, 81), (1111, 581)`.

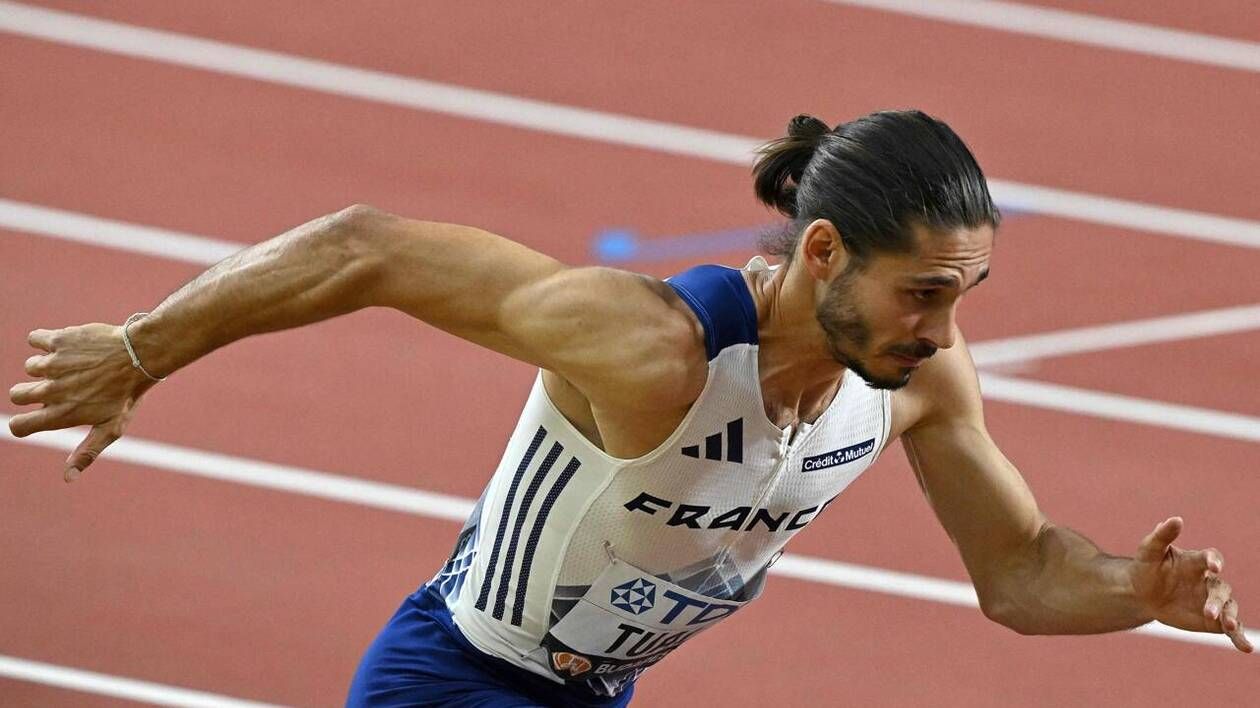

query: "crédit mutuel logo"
(801, 438), (876, 473)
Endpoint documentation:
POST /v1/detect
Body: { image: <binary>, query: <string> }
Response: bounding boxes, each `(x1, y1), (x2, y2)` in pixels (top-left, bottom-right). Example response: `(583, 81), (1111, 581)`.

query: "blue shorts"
(346, 584), (636, 707)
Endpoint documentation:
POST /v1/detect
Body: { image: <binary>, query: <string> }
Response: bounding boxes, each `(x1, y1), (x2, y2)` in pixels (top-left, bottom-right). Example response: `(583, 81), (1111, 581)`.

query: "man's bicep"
(357, 212), (703, 400)
(357, 210), (567, 363)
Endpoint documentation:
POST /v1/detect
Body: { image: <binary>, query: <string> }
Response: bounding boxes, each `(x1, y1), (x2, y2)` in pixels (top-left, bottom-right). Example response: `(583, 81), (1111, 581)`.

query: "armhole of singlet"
(879, 389), (893, 454)
(664, 265), (759, 361)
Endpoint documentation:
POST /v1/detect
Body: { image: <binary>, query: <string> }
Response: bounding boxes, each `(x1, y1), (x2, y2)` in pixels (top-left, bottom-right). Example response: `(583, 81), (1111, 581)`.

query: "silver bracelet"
(122, 312), (167, 382)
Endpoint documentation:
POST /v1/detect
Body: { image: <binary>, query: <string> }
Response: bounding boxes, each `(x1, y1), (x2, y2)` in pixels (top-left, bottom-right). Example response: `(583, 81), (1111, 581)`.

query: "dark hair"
(753, 110), (1000, 265)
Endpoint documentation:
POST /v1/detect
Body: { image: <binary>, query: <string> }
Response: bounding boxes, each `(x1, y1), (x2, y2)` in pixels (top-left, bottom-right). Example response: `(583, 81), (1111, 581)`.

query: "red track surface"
(2, 2), (1257, 706)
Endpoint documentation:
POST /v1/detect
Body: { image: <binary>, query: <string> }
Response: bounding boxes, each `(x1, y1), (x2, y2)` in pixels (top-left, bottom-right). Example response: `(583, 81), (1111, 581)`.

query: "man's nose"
(916, 304), (957, 351)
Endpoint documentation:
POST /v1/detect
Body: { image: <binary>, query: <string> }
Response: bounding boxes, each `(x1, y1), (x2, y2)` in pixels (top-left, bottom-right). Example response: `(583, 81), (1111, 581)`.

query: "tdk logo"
(610, 578), (656, 615)
(801, 438), (876, 473)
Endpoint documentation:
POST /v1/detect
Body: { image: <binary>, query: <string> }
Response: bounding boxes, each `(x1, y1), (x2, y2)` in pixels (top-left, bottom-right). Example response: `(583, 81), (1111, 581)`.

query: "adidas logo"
(681, 418), (743, 463)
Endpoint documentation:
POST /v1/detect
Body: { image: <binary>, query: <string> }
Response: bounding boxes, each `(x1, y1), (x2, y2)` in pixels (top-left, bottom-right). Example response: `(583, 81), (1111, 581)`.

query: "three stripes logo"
(475, 426), (582, 627)
(681, 418), (743, 463)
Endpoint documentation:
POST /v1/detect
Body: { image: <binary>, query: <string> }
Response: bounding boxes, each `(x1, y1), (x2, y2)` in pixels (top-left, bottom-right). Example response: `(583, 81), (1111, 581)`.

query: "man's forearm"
(126, 205), (380, 378)
(985, 523), (1151, 635)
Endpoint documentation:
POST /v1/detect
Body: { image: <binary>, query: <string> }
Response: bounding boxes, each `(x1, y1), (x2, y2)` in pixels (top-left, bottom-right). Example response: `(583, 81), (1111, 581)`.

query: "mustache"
(888, 343), (938, 360)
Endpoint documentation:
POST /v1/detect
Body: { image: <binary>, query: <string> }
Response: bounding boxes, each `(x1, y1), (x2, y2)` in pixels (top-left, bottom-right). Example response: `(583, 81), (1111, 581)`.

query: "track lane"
(4, 436), (1257, 707)
(0, 32), (763, 265)
(13, 0), (1260, 220)
(1009, 330), (1260, 417)
(0, 443), (439, 706)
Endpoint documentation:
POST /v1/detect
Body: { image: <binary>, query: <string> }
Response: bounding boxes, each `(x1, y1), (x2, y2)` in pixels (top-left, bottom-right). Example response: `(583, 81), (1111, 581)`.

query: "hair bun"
(787, 114), (830, 142)
(752, 114), (832, 218)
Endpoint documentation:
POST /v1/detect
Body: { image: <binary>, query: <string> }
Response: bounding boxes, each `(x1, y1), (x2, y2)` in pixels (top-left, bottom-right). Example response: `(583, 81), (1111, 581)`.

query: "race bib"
(535, 557), (760, 685)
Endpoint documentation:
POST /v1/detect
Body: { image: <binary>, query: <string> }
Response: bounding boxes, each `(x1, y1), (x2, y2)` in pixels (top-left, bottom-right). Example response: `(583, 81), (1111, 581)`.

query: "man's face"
(815, 223), (994, 390)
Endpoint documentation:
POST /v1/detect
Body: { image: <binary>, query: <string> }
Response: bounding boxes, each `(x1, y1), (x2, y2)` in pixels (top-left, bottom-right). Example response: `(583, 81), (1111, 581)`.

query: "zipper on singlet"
(744, 427), (794, 521)
(701, 426), (794, 579)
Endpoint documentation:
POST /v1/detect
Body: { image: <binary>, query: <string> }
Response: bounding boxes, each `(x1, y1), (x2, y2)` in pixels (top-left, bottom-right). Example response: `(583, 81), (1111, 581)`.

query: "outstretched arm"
(897, 334), (1252, 652)
(8, 205), (703, 480)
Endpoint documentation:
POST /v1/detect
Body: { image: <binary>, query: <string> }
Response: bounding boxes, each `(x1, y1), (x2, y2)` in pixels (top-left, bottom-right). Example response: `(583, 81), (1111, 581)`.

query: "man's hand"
(8, 325), (155, 482)
(1131, 516), (1253, 653)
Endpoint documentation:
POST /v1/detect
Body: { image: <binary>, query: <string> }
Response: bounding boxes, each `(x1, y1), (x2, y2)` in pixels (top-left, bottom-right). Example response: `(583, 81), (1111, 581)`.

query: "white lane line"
(1, 414), (1254, 652)
(0, 654), (285, 708)
(969, 303), (1260, 367)
(824, 0), (1260, 74)
(2, 417), (476, 521)
(986, 181), (1260, 250)
(3, 2), (1260, 249)
(0, 198), (240, 265)
(0, 1), (750, 164)
(980, 374), (1260, 443)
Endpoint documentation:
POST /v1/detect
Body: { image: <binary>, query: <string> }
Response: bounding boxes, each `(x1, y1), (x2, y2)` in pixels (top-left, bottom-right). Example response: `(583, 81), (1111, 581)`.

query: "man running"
(8, 110), (1250, 707)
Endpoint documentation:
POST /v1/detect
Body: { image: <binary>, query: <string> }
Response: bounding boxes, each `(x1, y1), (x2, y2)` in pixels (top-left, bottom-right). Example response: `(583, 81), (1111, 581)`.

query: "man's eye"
(911, 289), (936, 302)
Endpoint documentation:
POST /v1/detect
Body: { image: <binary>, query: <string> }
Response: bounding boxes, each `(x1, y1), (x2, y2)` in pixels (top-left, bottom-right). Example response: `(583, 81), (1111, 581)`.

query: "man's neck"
(742, 263), (847, 422)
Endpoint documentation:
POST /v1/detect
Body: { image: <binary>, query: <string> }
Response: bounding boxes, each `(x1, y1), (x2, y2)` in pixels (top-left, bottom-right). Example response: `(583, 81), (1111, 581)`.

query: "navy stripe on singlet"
(511, 455), (582, 626)
(492, 441), (565, 621)
(475, 425), (547, 612)
(665, 264), (759, 361)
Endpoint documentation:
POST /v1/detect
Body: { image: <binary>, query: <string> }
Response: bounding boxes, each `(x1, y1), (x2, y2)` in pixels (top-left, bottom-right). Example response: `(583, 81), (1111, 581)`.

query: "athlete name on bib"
(538, 558), (753, 682)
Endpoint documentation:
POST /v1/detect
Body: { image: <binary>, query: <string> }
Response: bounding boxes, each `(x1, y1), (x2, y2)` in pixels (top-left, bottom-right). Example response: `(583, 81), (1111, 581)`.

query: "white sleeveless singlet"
(428, 257), (891, 697)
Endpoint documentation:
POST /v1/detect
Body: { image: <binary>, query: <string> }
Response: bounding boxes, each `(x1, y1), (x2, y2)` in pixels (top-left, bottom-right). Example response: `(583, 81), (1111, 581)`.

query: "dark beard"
(815, 266), (914, 391)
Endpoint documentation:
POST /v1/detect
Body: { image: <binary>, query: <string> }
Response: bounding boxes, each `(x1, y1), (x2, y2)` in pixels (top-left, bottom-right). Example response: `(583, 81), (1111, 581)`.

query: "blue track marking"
(592, 225), (766, 263)
(592, 205), (1023, 265)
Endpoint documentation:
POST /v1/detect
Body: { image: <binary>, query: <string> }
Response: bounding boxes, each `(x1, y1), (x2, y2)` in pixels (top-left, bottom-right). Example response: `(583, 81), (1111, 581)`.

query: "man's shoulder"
(550, 267), (709, 412)
(661, 262), (760, 361)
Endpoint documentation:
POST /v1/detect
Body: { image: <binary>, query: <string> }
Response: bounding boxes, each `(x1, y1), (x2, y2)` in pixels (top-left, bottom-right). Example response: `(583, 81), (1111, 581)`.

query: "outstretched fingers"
(1201, 575), (1252, 654)
(1132, 517), (1249, 653)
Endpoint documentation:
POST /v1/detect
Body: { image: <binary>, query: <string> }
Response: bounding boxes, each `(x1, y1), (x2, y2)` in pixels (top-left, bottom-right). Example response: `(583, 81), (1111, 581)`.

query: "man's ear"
(799, 219), (851, 281)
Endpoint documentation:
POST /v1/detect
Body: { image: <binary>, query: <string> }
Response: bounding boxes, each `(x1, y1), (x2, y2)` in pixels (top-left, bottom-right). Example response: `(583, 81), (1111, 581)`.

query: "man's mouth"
(889, 352), (925, 368)
(887, 344), (936, 368)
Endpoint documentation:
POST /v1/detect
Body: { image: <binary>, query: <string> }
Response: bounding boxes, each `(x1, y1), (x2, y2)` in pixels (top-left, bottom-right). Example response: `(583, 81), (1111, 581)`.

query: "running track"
(2, 1), (1258, 705)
